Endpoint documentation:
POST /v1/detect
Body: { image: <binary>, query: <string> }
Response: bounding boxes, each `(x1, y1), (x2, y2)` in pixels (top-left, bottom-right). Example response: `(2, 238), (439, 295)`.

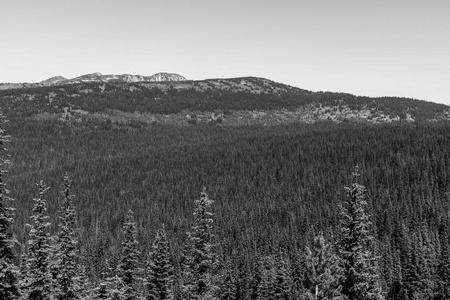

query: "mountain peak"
(50, 72), (186, 85)
(40, 75), (67, 85)
(147, 72), (186, 82)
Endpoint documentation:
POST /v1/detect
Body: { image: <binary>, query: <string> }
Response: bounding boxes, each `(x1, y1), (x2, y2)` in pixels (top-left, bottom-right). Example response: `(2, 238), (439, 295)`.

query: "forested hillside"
(1, 77), (449, 123)
(1, 111), (450, 299)
(1, 76), (450, 299)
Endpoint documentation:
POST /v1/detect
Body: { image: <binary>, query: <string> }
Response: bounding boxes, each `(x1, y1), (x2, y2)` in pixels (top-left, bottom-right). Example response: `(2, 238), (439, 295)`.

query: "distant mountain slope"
(0, 76), (448, 124)
(0, 72), (186, 90)
(62, 72), (187, 84)
(40, 76), (67, 86)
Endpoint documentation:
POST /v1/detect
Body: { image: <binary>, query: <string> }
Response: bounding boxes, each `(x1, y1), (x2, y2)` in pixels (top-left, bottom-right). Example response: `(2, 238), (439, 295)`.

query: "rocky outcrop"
(146, 72), (186, 82)
(1, 72), (187, 89)
(40, 76), (67, 86)
(67, 72), (187, 84)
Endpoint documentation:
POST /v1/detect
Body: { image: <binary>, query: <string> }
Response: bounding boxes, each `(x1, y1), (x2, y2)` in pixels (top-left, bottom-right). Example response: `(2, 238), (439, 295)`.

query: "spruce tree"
(219, 262), (237, 300)
(0, 111), (20, 299)
(181, 187), (219, 300)
(399, 227), (440, 300)
(339, 166), (383, 300)
(256, 256), (275, 300)
(94, 281), (109, 300)
(247, 260), (262, 300)
(302, 232), (344, 300)
(118, 209), (142, 300)
(435, 222), (450, 300)
(102, 257), (122, 300)
(23, 181), (53, 300)
(417, 228), (435, 298)
(53, 174), (83, 300)
(273, 255), (292, 300)
(146, 225), (174, 300)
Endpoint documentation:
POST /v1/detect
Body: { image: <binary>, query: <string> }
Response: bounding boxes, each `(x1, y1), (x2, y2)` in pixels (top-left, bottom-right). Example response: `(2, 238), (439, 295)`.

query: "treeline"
(0, 79), (447, 120)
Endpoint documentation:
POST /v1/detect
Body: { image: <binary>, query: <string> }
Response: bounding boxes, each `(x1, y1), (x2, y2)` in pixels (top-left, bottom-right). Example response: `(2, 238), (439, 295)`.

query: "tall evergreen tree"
(118, 209), (142, 300)
(247, 260), (262, 300)
(94, 282), (110, 300)
(23, 181), (53, 300)
(435, 222), (450, 300)
(219, 261), (237, 300)
(417, 228), (435, 298)
(400, 233), (423, 300)
(100, 257), (123, 300)
(0, 112), (20, 299)
(273, 254), (292, 300)
(146, 225), (174, 300)
(256, 256), (276, 300)
(339, 166), (383, 300)
(53, 174), (83, 300)
(302, 232), (344, 300)
(181, 187), (219, 300)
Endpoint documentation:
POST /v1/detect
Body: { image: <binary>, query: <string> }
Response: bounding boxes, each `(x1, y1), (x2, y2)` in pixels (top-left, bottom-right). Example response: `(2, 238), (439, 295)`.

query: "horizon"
(2, 0), (449, 105)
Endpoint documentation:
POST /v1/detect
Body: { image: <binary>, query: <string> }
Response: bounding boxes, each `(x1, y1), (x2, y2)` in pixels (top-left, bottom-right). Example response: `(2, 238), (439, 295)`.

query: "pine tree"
(247, 260), (262, 300)
(19, 246), (31, 297)
(94, 281), (109, 300)
(219, 262), (237, 300)
(146, 225), (174, 300)
(101, 258), (122, 300)
(53, 174), (83, 300)
(234, 260), (248, 300)
(118, 209), (142, 300)
(181, 187), (219, 300)
(302, 232), (345, 300)
(256, 256), (275, 300)
(417, 228), (435, 298)
(435, 222), (450, 300)
(273, 254), (292, 300)
(106, 273), (123, 300)
(400, 233), (422, 300)
(339, 166), (383, 300)
(23, 181), (53, 300)
(0, 111), (20, 299)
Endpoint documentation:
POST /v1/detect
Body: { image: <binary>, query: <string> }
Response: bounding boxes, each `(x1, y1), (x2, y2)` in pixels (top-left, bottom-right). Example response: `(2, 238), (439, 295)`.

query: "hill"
(0, 76), (449, 124)
(0, 72), (186, 90)
(2, 74), (450, 297)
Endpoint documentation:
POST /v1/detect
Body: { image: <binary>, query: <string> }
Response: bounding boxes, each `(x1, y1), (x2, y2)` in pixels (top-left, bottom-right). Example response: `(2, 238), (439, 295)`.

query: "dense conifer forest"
(1, 107), (450, 298)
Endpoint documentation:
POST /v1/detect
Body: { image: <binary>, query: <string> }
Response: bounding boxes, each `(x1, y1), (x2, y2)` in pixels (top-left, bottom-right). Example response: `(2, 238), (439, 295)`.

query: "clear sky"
(1, 0), (449, 105)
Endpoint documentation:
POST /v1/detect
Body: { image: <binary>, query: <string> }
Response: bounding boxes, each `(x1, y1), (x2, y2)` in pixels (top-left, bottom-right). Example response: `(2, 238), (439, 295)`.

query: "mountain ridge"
(0, 72), (187, 90)
(1, 75), (449, 125)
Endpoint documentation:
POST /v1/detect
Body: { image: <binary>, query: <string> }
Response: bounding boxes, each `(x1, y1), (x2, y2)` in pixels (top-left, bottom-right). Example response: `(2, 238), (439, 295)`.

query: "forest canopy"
(1, 114), (449, 298)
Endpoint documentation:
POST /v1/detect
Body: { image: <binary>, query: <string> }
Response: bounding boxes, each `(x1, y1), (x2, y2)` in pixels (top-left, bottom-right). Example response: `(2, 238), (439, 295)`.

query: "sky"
(1, 0), (449, 105)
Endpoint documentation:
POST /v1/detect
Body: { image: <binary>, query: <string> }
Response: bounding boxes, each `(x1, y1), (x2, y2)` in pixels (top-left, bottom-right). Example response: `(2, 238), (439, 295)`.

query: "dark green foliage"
(1, 78), (448, 119)
(339, 167), (383, 300)
(2, 113), (450, 298)
(302, 232), (344, 300)
(256, 256), (276, 300)
(146, 226), (174, 300)
(94, 282), (109, 299)
(0, 112), (20, 299)
(53, 174), (82, 300)
(22, 181), (52, 300)
(398, 227), (441, 300)
(119, 209), (142, 300)
(273, 255), (292, 300)
(181, 188), (219, 299)
(219, 262), (237, 300)
(247, 261), (262, 300)
(435, 222), (450, 300)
